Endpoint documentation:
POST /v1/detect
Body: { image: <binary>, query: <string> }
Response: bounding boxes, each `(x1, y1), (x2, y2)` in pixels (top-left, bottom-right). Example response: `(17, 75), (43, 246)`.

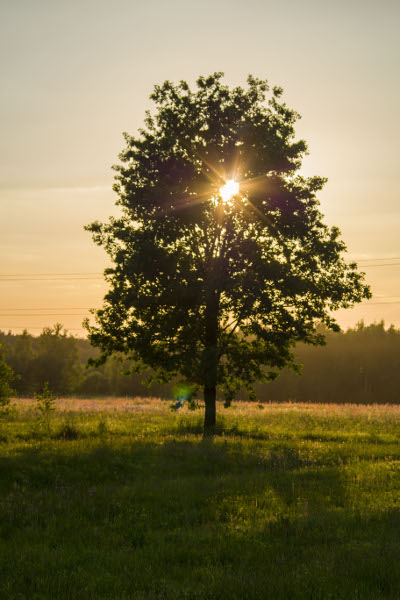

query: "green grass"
(2, 399), (400, 599)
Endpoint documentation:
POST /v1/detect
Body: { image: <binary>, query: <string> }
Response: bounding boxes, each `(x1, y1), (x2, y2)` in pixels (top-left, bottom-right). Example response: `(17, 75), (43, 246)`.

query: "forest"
(1, 320), (398, 404)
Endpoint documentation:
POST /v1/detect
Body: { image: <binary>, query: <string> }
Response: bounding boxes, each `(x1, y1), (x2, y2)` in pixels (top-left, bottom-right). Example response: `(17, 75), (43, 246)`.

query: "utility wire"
(361, 301), (400, 305)
(1, 256), (400, 273)
(0, 307), (98, 311)
(1, 263), (400, 281)
(0, 272), (102, 276)
(0, 326), (85, 331)
(0, 277), (103, 282)
(354, 257), (400, 262)
(358, 263), (400, 268)
(1, 259), (400, 279)
(2, 299), (400, 313)
(0, 313), (89, 317)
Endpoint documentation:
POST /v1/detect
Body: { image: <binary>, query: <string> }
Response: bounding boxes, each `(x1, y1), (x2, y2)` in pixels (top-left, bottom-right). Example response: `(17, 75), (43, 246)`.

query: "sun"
(219, 179), (239, 203)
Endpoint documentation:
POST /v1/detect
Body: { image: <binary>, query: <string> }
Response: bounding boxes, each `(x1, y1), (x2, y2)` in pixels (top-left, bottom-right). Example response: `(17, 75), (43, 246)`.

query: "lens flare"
(219, 179), (239, 203)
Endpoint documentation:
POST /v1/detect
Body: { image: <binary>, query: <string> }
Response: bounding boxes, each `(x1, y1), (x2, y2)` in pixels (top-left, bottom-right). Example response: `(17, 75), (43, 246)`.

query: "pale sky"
(1, 0), (399, 335)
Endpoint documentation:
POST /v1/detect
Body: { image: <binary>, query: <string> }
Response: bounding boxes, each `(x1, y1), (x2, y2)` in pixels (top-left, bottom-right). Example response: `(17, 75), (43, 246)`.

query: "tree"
(5, 329), (35, 395)
(0, 342), (15, 413)
(85, 73), (370, 433)
(31, 324), (81, 395)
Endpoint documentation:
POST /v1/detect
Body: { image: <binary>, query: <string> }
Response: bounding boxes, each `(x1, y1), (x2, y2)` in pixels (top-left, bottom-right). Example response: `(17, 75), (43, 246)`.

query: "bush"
(35, 382), (56, 434)
(54, 422), (79, 440)
(0, 343), (15, 415)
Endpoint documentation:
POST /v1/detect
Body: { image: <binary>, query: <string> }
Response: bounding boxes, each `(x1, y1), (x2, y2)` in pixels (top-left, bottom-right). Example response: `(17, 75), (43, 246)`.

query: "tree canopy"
(85, 73), (370, 432)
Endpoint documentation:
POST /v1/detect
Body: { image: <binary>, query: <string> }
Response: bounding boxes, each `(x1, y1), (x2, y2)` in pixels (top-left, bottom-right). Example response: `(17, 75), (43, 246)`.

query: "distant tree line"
(0, 321), (399, 404)
(255, 321), (400, 405)
(0, 324), (169, 398)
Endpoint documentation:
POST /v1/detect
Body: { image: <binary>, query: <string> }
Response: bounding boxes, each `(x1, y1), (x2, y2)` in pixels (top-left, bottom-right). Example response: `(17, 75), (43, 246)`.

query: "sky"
(1, 0), (399, 335)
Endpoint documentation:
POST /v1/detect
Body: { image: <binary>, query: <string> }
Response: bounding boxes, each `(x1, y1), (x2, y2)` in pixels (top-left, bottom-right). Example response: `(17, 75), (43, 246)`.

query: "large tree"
(85, 73), (370, 432)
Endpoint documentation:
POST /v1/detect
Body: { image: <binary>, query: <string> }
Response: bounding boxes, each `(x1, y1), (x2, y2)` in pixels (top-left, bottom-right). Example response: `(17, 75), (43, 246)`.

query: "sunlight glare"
(219, 180), (239, 203)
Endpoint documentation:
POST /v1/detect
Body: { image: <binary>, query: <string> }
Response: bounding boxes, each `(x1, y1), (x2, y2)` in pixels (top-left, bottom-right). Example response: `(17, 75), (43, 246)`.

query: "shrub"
(55, 422), (79, 440)
(0, 343), (15, 416)
(35, 382), (56, 434)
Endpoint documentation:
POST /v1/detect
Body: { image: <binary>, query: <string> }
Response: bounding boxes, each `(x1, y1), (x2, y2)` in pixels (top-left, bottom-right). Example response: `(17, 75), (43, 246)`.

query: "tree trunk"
(203, 247), (222, 435)
(204, 384), (216, 434)
(203, 292), (219, 435)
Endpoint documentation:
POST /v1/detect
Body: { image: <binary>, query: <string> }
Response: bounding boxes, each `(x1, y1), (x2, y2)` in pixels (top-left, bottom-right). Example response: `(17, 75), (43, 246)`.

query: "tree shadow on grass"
(172, 416), (400, 446)
(1, 436), (400, 598)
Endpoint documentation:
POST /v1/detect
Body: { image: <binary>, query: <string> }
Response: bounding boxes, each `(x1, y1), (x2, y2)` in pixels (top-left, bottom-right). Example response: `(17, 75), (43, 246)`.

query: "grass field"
(2, 398), (400, 599)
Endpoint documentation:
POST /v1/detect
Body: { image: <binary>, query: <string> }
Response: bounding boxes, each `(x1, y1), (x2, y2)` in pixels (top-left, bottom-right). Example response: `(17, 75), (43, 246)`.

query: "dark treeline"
(0, 324), (169, 399)
(1, 321), (399, 404)
(256, 321), (400, 405)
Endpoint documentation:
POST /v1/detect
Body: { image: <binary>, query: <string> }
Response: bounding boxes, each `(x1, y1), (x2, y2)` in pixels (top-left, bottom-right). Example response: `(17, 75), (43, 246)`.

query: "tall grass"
(1, 398), (400, 599)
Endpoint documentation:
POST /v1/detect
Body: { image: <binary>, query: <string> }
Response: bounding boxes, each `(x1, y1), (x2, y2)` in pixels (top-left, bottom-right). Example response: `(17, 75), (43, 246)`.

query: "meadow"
(1, 398), (400, 599)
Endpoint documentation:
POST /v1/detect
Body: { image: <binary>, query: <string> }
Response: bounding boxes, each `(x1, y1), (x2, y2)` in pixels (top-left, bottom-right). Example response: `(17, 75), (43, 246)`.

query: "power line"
(0, 326), (86, 331)
(362, 301), (400, 305)
(1, 297), (400, 312)
(358, 263), (400, 268)
(353, 256), (400, 262)
(0, 272), (102, 276)
(0, 307), (98, 311)
(0, 259), (400, 279)
(0, 263), (400, 280)
(0, 313), (89, 317)
(1, 304), (399, 321)
(0, 277), (103, 281)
